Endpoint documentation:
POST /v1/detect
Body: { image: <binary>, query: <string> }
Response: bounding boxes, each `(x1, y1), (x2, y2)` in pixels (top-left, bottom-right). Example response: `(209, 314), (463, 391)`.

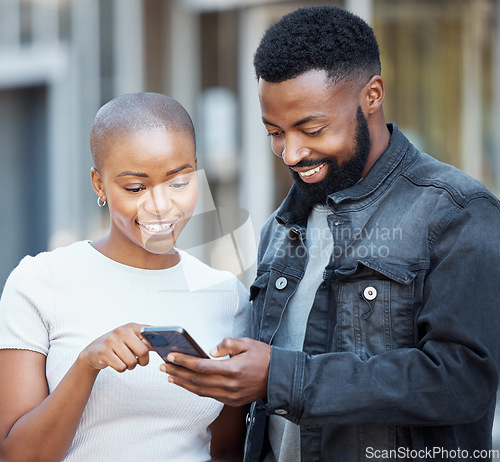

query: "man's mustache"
(291, 158), (335, 169)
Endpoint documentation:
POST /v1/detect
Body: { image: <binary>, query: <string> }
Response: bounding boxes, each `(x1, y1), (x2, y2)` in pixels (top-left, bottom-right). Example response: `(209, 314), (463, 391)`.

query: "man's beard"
(290, 106), (371, 208)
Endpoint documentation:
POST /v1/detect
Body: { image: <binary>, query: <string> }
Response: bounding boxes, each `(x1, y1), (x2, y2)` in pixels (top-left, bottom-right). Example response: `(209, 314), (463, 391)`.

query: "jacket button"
(274, 409), (288, 415)
(363, 286), (377, 301)
(245, 413), (251, 425)
(275, 277), (288, 290)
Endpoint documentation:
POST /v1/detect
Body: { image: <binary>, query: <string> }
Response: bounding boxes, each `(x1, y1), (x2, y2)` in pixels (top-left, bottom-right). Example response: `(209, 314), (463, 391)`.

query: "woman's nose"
(144, 184), (173, 215)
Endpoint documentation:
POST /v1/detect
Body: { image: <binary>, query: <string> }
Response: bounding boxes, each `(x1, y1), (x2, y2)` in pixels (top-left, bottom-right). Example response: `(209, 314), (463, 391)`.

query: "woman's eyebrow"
(116, 171), (148, 178)
(166, 163), (195, 176)
(115, 164), (194, 179)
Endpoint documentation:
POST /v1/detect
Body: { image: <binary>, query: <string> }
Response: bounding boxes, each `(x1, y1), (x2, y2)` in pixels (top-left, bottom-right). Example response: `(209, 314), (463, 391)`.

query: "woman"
(0, 93), (250, 461)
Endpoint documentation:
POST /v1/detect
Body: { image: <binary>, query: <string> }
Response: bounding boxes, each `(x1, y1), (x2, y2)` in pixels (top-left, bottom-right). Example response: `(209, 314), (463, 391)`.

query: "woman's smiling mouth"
(138, 221), (176, 236)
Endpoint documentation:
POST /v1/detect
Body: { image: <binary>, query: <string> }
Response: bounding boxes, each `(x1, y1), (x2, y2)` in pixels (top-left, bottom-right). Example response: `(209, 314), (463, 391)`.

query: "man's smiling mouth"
(298, 163), (325, 178)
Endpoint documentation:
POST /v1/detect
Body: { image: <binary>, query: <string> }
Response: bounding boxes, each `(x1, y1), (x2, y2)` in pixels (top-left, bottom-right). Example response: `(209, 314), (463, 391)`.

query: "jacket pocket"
(249, 271), (270, 341)
(334, 259), (419, 359)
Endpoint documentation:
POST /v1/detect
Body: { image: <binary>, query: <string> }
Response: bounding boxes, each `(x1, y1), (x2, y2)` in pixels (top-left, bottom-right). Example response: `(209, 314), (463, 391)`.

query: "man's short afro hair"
(253, 5), (381, 84)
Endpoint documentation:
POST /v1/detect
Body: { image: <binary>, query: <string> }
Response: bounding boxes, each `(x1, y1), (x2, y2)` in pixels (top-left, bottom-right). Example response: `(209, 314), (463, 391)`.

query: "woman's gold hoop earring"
(97, 197), (107, 207)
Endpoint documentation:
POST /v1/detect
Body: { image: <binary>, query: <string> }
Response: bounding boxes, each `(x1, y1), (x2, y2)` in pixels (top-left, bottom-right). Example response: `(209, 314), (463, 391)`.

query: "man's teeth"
(300, 164), (323, 177)
(142, 223), (173, 233)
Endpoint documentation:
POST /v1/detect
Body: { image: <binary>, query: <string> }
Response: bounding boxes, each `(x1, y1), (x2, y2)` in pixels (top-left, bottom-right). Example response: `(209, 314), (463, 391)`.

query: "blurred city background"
(0, 0), (499, 453)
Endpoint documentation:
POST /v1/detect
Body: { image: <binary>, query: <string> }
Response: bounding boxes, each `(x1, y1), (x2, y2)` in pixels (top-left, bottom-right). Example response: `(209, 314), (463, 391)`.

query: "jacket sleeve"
(266, 197), (500, 426)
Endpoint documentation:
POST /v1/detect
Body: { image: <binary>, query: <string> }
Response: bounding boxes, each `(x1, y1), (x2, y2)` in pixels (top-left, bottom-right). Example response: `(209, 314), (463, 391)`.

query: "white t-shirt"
(0, 241), (251, 461)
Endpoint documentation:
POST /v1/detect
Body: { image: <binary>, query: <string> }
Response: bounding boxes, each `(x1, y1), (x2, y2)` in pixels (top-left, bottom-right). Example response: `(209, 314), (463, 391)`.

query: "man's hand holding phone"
(160, 337), (271, 407)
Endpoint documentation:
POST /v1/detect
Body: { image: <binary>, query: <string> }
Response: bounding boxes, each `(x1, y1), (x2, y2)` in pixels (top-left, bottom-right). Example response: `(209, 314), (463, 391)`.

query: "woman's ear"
(90, 167), (106, 201)
(363, 75), (385, 115)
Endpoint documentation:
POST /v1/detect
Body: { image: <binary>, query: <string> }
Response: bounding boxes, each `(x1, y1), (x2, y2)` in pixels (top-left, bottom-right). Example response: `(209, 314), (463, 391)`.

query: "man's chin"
(292, 175), (331, 207)
(292, 171), (363, 207)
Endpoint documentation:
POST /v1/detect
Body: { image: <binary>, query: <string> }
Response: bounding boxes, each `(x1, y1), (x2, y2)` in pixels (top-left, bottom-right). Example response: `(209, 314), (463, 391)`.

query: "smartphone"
(141, 326), (209, 363)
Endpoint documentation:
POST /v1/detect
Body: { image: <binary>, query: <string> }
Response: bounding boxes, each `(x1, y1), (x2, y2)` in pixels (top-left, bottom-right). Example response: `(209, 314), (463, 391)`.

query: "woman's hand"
(79, 322), (153, 373)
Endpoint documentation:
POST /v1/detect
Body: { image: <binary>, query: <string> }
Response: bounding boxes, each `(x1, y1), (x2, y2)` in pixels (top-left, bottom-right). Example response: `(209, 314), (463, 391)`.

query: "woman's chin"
(142, 238), (177, 256)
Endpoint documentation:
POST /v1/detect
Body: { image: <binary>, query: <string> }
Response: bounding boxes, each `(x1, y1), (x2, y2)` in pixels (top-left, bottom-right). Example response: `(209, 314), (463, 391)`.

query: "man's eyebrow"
(262, 117), (279, 128)
(262, 114), (326, 128)
(291, 114), (326, 127)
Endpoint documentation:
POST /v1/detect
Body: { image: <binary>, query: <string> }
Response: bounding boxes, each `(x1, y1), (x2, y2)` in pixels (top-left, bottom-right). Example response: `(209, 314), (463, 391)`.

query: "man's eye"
(267, 131), (282, 137)
(305, 129), (323, 137)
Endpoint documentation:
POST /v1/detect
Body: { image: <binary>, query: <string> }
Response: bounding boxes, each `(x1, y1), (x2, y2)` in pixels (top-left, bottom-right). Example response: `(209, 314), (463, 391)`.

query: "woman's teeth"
(141, 222), (173, 233)
(299, 163), (324, 177)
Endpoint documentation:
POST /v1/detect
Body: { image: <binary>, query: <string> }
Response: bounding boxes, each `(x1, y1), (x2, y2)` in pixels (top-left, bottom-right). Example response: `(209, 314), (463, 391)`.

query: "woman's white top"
(0, 241), (251, 461)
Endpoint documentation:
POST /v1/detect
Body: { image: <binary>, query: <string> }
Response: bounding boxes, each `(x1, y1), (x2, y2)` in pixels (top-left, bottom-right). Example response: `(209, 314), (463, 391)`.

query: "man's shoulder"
(403, 151), (500, 209)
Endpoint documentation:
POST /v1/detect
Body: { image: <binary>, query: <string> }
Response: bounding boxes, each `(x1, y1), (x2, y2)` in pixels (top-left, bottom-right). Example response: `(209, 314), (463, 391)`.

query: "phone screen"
(142, 326), (209, 362)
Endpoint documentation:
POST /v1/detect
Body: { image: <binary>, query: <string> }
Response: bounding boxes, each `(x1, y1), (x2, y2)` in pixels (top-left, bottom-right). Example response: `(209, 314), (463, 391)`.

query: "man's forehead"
(258, 74), (357, 108)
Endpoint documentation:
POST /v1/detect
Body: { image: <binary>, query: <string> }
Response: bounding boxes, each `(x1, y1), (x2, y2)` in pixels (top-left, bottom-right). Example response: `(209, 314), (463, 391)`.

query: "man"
(162, 6), (500, 461)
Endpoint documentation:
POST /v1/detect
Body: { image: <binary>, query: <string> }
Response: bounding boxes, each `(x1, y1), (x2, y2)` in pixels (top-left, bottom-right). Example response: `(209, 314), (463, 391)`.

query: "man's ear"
(90, 167), (106, 200)
(362, 75), (385, 115)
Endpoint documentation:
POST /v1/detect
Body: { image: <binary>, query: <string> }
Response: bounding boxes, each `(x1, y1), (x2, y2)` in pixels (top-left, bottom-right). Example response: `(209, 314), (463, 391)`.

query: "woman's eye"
(267, 131), (282, 137)
(170, 181), (189, 190)
(124, 186), (145, 193)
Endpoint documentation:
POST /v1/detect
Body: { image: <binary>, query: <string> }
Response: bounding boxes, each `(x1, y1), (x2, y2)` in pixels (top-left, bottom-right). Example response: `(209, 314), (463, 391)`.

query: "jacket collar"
(275, 123), (413, 227)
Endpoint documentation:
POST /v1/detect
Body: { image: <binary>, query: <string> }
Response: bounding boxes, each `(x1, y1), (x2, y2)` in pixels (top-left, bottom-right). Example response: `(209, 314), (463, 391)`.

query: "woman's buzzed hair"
(253, 5), (381, 85)
(90, 92), (195, 170)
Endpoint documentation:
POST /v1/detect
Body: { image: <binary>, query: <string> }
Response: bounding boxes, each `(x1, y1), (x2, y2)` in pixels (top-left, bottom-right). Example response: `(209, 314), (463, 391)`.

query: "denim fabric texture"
(243, 124), (500, 462)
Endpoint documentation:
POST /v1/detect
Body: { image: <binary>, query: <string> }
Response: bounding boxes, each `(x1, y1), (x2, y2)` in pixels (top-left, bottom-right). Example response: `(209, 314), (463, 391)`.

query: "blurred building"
(0, 0), (499, 281)
(0, 0), (499, 453)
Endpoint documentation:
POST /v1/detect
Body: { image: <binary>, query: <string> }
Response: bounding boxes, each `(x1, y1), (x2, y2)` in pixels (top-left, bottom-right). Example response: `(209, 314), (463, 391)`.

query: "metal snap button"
(275, 277), (288, 290)
(274, 409), (288, 415)
(363, 286), (377, 301)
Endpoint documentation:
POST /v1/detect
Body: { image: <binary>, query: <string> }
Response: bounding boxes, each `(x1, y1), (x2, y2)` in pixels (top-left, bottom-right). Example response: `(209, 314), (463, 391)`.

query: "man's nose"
(281, 136), (310, 166)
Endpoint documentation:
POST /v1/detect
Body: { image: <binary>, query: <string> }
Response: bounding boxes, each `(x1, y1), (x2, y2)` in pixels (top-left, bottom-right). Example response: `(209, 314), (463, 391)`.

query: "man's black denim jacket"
(244, 124), (500, 462)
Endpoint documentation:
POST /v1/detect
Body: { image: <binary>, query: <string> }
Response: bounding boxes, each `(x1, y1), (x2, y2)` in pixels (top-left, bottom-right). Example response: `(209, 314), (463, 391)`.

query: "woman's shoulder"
(10, 241), (91, 279)
(178, 250), (241, 289)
